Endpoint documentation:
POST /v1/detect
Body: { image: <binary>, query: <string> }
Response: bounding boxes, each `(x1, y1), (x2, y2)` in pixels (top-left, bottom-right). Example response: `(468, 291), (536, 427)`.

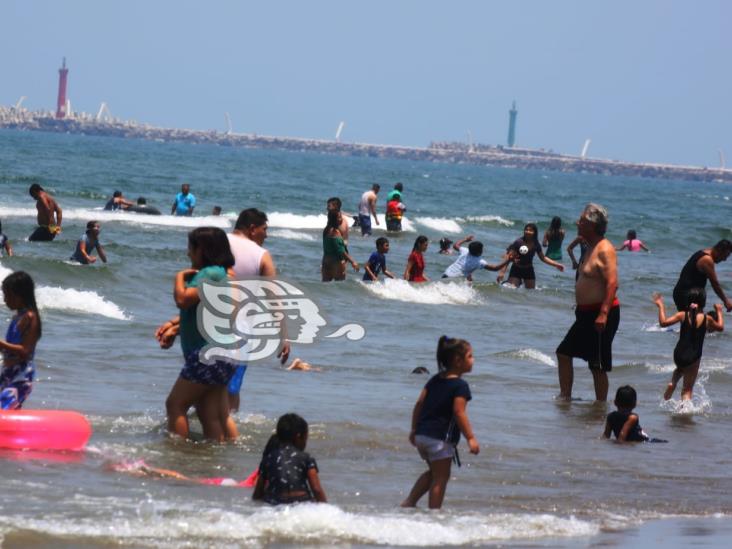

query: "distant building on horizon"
(507, 101), (517, 148)
(56, 58), (68, 119)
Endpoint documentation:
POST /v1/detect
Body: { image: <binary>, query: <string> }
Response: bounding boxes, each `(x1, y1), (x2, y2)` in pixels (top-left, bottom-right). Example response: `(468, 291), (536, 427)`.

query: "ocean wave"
(0, 505), (599, 546)
(0, 263), (129, 320)
(463, 215), (514, 226)
(414, 217), (462, 234)
(504, 348), (556, 367)
(268, 229), (316, 242)
(0, 206), (231, 229)
(659, 372), (713, 415)
(360, 279), (481, 305)
(267, 211), (416, 232)
(642, 322), (679, 333)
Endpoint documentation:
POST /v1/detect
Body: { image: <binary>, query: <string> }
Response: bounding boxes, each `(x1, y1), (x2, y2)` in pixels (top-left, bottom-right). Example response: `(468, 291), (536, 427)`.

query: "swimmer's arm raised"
(652, 294), (683, 327)
(307, 467), (327, 503)
(453, 396), (479, 454)
(453, 235), (473, 252)
(617, 414), (639, 443)
(409, 388), (427, 446)
(174, 269), (200, 308)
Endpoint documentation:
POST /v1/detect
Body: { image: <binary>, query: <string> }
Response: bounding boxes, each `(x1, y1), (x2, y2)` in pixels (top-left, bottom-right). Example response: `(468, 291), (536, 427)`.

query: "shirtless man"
(28, 183), (62, 241)
(556, 203), (619, 401)
(672, 240), (732, 312)
(357, 184), (380, 236)
(326, 197), (349, 246)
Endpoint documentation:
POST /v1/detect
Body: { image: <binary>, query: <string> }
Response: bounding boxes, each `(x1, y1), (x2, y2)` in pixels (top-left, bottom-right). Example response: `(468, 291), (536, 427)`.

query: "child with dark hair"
(155, 227), (237, 442)
(617, 229), (650, 252)
(0, 271), (41, 409)
(442, 235), (510, 282)
(498, 223), (564, 289)
(404, 235), (429, 282)
(401, 336), (479, 509)
(438, 237), (453, 255)
(253, 413), (327, 505)
(364, 237), (395, 281)
(653, 289), (724, 401)
(603, 386), (649, 442)
(0, 220), (13, 257)
(70, 221), (107, 264)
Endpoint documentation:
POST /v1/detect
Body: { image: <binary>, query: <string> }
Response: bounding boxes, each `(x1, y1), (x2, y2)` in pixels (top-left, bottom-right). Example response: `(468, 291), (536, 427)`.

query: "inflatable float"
(0, 410), (92, 451)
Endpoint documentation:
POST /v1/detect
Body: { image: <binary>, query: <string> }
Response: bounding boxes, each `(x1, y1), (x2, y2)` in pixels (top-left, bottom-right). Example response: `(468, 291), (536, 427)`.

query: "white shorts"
(415, 434), (454, 462)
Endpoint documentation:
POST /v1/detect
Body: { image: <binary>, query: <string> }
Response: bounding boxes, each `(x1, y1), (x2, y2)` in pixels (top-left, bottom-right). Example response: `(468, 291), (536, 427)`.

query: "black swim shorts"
(556, 305), (620, 372)
(508, 264), (535, 281)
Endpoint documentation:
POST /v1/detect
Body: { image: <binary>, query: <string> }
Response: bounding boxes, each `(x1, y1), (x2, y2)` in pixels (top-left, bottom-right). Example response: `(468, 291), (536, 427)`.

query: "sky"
(2, 1), (731, 167)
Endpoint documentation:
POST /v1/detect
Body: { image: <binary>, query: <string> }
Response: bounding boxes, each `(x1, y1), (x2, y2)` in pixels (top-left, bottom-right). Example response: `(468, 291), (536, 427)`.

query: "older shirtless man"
(28, 183), (63, 241)
(556, 203), (619, 401)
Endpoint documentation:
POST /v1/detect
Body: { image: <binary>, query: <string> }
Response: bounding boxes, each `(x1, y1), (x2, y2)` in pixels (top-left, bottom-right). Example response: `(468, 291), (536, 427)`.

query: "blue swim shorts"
(227, 364), (248, 395)
(0, 362), (35, 410)
(180, 349), (236, 386)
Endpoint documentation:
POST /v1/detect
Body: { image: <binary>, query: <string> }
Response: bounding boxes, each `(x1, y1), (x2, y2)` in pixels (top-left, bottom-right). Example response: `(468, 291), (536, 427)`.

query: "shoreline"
(2, 106), (732, 184)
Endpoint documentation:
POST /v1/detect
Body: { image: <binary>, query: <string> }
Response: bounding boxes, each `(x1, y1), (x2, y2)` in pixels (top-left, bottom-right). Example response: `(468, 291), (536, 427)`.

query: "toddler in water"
(402, 336), (479, 509)
(653, 289), (723, 401)
(603, 385), (665, 442)
(616, 230), (649, 252)
(0, 272), (41, 409)
(253, 413), (327, 505)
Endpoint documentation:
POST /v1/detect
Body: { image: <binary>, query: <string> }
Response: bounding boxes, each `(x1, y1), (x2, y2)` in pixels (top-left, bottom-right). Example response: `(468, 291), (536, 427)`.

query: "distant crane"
(467, 130), (474, 153)
(224, 112), (232, 135)
(96, 102), (112, 121)
(14, 96), (27, 110)
(720, 150), (726, 169)
(580, 139), (591, 158)
(335, 121), (345, 142)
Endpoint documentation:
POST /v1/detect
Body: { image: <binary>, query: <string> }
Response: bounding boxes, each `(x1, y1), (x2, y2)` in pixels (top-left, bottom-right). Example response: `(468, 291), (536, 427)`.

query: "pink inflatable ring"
(0, 410), (92, 451)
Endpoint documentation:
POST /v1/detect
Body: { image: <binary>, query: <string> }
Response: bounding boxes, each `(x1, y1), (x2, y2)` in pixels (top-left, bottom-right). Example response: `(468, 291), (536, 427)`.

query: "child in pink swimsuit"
(617, 230), (649, 252)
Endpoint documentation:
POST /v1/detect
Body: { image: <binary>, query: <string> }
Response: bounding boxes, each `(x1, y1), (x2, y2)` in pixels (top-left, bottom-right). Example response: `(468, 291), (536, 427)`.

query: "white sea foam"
(360, 279), (481, 305)
(268, 229), (316, 242)
(659, 372), (712, 415)
(0, 263), (129, 320)
(642, 322), (679, 333)
(0, 206), (231, 229)
(464, 215), (514, 226)
(512, 348), (556, 367)
(267, 211), (416, 232)
(414, 217), (462, 234)
(0, 504), (599, 546)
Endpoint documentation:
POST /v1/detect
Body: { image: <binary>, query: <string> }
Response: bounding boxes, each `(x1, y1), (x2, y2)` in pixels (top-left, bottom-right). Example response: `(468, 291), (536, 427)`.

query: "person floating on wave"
(401, 336), (479, 509)
(253, 413), (327, 505)
(155, 227), (237, 442)
(442, 235), (511, 282)
(172, 183), (196, 216)
(28, 183), (62, 242)
(321, 210), (359, 282)
(438, 237), (453, 255)
(653, 289), (723, 402)
(357, 183), (380, 236)
(0, 220), (13, 257)
(70, 221), (107, 265)
(363, 237), (395, 282)
(0, 271), (41, 410)
(603, 385), (666, 443)
(404, 235), (429, 282)
(497, 223), (564, 289)
(672, 240), (732, 312)
(542, 216), (565, 260)
(616, 229), (650, 253)
(104, 190), (134, 211)
(556, 203), (619, 402)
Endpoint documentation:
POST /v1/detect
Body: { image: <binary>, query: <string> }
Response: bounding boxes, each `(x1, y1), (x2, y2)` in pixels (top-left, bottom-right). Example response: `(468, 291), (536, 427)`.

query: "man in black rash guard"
(672, 240), (732, 312)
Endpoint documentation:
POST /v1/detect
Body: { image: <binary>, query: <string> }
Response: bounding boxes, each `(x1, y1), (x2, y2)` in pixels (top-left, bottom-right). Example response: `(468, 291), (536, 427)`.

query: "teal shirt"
(179, 265), (228, 355)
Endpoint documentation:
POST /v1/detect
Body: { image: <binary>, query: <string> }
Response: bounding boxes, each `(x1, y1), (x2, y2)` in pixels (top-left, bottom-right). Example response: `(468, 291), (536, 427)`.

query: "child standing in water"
(653, 289), (723, 401)
(617, 229), (650, 252)
(363, 237), (395, 281)
(253, 413), (327, 505)
(402, 336), (479, 509)
(0, 272), (41, 409)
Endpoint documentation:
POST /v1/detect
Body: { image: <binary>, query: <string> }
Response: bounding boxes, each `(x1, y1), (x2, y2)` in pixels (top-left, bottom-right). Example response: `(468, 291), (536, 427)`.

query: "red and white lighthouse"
(56, 58), (68, 119)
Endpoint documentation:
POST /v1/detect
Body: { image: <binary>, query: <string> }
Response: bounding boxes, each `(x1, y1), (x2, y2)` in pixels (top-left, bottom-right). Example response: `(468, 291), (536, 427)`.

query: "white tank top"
(228, 233), (267, 278)
(359, 191), (374, 216)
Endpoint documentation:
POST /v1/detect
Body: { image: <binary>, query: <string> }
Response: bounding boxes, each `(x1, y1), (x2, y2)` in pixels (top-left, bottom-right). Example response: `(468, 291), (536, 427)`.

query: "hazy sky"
(3, 1), (731, 166)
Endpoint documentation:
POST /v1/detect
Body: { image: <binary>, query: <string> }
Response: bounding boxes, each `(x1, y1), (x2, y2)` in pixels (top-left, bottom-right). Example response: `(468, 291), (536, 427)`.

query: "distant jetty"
(2, 105), (731, 183)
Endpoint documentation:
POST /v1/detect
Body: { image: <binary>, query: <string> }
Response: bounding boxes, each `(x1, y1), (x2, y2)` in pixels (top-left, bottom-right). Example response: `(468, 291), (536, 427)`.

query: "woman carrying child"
(653, 289), (724, 401)
(401, 336), (479, 509)
(0, 272), (41, 410)
(156, 227), (237, 441)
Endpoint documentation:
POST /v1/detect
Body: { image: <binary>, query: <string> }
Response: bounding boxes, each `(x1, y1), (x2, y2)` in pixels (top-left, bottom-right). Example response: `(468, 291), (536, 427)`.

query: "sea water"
(1, 129), (732, 547)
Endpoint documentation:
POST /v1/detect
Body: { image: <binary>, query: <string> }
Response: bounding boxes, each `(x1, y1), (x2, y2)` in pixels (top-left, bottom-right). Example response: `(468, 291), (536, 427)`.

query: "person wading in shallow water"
(28, 183), (62, 242)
